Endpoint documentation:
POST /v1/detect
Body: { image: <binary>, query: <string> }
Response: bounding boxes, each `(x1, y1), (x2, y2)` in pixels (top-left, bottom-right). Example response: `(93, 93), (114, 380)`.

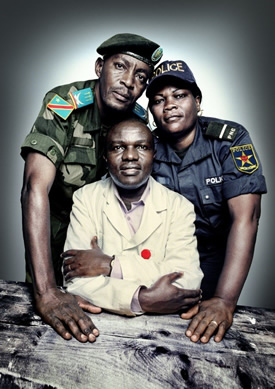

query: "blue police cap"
(97, 33), (163, 68)
(146, 60), (202, 100)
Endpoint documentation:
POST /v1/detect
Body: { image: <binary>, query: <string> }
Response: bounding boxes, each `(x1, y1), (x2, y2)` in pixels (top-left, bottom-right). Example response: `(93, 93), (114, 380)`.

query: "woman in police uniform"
(147, 60), (267, 344)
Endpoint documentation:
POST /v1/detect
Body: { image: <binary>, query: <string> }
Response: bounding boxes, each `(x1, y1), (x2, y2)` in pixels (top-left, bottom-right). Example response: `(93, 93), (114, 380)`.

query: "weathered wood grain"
(0, 280), (274, 388)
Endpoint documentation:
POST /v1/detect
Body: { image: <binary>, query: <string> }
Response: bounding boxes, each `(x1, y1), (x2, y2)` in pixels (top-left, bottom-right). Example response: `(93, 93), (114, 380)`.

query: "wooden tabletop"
(0, 280), (274, 388)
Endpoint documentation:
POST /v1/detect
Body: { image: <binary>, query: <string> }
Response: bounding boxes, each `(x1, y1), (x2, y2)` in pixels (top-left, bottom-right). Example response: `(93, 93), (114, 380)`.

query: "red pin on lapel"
(141, 249), (151, 260)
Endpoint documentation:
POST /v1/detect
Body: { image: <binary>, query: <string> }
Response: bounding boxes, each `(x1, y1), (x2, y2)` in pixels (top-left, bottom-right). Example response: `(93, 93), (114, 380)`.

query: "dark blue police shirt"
(152, 116), (267, 298)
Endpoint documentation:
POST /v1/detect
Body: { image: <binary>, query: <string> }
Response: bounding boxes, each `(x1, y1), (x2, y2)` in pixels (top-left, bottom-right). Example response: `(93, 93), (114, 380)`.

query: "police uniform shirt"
(152, 116), (267, 299)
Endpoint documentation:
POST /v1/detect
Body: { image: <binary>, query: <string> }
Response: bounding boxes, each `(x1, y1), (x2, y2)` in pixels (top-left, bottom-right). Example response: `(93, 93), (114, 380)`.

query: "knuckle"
(61, 303), (72, 312)
(188, 320), (199, 330)
(200, 319), (209, 327)
(205, 327), (215, 335)
(65, 318), (75, 327)
(77, 316), (89, 325)
(220, 320), (230, 329)
(51, 318), (62, 329)
(192, 312), (204, 323)
(82, 327), (93, 336)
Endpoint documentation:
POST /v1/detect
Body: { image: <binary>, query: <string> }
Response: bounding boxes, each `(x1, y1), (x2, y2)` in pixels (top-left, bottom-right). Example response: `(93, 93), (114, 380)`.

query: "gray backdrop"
(1, 0), (274, 308)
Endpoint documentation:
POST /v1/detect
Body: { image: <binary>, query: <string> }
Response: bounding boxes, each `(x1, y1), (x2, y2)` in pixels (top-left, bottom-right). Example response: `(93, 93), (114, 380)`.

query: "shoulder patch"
(47, 88), (94, 120)
(205, 122), (238, 142)
(69, 87), (94, 109)
(230, 144), (259, 174)
(132, 102), (148, 122)
(47, 94), (74, 120)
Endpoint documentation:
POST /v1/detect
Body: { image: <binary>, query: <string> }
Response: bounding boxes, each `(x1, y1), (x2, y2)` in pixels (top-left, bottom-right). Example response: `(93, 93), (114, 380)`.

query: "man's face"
(106, 120), (154, 190)
(96, 54), (151, 113)
(149, 82), (200, 139)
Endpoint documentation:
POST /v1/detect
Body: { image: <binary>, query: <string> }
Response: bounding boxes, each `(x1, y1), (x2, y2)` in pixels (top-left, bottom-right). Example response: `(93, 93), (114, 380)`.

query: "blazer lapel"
(103, 181), (132, 240)
(124, 177), (167, 249)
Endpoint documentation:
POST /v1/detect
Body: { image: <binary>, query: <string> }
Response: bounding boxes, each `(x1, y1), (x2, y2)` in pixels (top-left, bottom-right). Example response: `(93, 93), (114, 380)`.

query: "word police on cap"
(152, 61), (185, 78)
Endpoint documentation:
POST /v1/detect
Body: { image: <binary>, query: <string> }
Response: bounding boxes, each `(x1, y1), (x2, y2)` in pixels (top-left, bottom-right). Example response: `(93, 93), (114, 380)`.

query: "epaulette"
(47, 88), (94, 120)
(132, 102), (148, 123)
(205, 121), (238, 142)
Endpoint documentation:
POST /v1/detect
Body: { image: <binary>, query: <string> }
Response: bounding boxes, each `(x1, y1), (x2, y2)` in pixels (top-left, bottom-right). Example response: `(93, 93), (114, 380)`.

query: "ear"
(195, 96), (201, 112)
(95, 57), (104, 78)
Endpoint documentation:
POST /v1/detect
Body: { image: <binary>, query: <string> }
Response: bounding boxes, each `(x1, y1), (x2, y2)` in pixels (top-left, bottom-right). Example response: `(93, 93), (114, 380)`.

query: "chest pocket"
(199, 185), (226, 229)
(64, 137), (96, 165)
(154, 175), (175, 191)
(59, 137), (97, 187)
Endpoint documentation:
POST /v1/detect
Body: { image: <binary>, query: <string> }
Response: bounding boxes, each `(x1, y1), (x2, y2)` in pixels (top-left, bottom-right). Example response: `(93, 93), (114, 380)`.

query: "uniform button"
(50, 149), (56, 155)
(31, 139), (38, 145)
(205, 195), (210, 200)
(141, 249), (151, 260)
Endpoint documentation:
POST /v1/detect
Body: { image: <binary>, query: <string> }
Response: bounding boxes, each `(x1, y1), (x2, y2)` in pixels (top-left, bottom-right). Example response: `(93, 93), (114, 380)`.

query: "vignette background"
(1, 0), (274, 308)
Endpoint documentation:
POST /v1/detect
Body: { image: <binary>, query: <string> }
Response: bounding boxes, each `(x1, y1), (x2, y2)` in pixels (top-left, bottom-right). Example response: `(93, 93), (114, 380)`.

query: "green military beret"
(97, 33), (163, 68)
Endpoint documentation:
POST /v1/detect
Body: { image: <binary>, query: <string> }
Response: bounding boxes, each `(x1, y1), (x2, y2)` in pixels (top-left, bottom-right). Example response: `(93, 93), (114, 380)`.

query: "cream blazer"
(64, 177), (203, 316)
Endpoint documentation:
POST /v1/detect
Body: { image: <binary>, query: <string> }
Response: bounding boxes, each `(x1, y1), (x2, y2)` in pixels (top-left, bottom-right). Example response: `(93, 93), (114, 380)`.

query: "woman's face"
(149, 83), (200, 139)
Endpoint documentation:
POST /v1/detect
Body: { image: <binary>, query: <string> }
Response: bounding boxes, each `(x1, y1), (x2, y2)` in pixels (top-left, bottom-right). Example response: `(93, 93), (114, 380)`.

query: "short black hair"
(105, 118), (154, 155)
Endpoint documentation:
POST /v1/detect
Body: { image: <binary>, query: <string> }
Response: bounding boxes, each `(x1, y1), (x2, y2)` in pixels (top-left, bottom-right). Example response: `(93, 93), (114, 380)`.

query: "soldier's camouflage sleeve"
(21, 91), (71, 168)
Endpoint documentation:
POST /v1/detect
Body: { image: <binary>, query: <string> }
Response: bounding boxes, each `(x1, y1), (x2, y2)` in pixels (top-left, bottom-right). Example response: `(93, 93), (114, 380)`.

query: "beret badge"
(151, 47), (163, 62)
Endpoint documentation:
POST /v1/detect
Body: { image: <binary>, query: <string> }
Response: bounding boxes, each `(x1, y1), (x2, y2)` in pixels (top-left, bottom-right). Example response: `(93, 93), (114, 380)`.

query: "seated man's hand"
(62, 236), (112, 281)
(139, 272), (201, 314)
(35, 287), (101, 342)
(180, 297), (235, 343)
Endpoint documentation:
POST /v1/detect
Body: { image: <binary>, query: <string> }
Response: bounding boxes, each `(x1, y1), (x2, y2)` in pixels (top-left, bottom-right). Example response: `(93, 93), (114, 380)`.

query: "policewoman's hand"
(139, 272), (201, 314)
(35, 287), (101, 342)
(180, 297), (235, 343)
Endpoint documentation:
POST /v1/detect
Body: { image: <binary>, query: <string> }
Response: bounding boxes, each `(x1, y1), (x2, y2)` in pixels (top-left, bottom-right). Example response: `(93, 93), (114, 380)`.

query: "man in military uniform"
(20, 33), (163, 342)
(146, 60), (267, 343)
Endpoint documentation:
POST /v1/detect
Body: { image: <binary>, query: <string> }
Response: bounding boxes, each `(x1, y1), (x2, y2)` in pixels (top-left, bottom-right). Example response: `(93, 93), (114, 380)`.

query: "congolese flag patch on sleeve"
(47, 95), (74, 120)
(230, 144), (259, 174)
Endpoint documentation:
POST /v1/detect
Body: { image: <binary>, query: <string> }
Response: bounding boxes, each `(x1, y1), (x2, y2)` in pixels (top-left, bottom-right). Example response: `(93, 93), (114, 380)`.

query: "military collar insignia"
(47, 88), (94, 120)
(133, 102), (148, 122)
(69, 87), (94, 109)
(230, 144), (259, 174)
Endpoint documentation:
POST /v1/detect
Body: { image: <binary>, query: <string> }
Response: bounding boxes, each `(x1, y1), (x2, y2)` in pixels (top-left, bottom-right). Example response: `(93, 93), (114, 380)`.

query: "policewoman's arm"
(21, 152), (100, 343)
(180, 114), (267, 342)
(182, 193), (261, 343)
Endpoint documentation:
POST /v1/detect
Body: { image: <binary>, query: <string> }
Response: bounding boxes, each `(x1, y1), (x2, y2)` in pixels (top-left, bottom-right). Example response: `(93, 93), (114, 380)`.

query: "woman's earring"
(197, 106), (203, 116)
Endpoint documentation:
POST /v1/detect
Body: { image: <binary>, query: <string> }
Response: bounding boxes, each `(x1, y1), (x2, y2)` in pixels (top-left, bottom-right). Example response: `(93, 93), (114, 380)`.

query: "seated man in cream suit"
(62, 118), (203, 317)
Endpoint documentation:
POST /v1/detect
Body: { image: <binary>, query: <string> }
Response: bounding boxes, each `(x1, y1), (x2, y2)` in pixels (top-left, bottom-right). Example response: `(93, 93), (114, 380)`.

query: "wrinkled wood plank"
(0, 280), (274, 389)
(0, 319), (274, 389)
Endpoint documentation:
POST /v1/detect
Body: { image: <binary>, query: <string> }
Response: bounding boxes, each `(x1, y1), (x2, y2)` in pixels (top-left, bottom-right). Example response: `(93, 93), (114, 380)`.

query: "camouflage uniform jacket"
(21, 79), (117, 283)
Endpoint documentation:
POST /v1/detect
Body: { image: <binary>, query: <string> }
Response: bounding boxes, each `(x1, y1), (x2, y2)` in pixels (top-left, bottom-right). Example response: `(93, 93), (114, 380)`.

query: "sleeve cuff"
(223, 174), (267, 199)
(130, 286), (144, 315)
(110, 256), (122, 279)
(20, 132), (64, 167)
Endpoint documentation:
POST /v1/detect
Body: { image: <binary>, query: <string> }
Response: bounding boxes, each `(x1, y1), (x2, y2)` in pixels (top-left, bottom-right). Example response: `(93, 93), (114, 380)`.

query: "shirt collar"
(113, 179), (151, 212)
(153, 118), (212, 165)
